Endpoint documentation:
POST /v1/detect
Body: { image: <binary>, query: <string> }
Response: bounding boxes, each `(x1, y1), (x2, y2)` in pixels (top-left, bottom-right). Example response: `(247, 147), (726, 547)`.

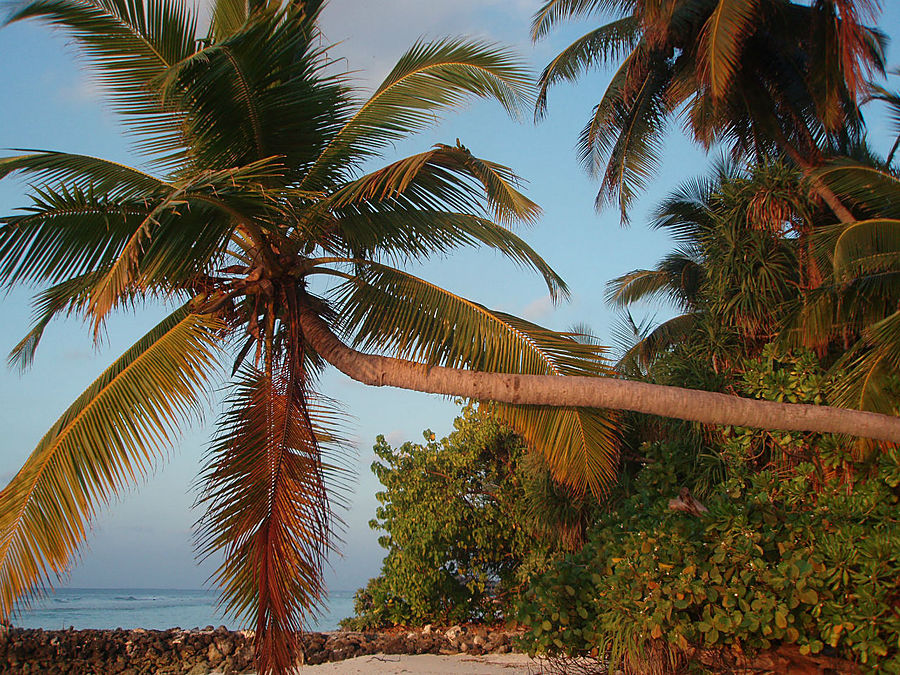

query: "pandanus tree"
(532, 0), (886, 223)
(607, 159), (810, 371)
(1, 0), (900, 673)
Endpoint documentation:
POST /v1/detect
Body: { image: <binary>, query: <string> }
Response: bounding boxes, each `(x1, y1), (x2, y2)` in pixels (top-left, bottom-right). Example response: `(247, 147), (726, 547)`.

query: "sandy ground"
(292, 653), (543, 673)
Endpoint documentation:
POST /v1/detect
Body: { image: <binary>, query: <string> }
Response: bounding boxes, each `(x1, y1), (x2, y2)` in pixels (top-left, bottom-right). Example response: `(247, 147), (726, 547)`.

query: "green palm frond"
(195, 366), (350, 673)
(6, 0), (198, 160)
(606, 250), (703, 310)
(0, 185), (152, 287)
(831, 218), (900, 280)
(536, 17), (638, 118)
(158, 6), (342, 173)
(817, 161), (900, 218)
(0, 151), (168, 199)
(0, 306), (223, 619)
(301, 38), (533, 190)
(615, 311), (700, 373)
(324, 144), (541, 227)
(531, 0), (633, 41)
(698, 0), (761, 100)
(317, 212), (567, 301)
(329, 262), (620, 496)
(579, 54), (672, 221)
(7, 270), (131, 371)
(832, 311), (900, 415)
(866, 74), (900, 163)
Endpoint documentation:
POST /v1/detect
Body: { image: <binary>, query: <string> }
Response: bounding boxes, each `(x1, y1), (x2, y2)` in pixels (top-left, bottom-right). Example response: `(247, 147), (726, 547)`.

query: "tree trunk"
(297, 308), (900, 444)
(779, 142), (855, 224)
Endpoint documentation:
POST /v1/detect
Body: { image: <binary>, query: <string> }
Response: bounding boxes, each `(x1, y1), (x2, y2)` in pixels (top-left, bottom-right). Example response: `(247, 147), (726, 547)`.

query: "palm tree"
(1, 1), (899, 672)
(788, 159), (900, 414)
(532, 0), (886, 223)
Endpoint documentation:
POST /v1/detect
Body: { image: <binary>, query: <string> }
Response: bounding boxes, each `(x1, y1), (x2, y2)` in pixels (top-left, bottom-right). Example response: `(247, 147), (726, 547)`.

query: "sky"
(0, 0), (898, 613)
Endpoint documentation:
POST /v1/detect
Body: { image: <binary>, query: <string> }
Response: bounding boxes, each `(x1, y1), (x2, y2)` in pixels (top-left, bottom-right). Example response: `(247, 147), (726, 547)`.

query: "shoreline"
(0, 624), (526, 674)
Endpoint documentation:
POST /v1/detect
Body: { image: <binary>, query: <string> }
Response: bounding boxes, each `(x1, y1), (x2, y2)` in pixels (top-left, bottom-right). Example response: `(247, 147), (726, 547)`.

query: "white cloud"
(384, 429), (407, 447)
(520, 293), (555, 322)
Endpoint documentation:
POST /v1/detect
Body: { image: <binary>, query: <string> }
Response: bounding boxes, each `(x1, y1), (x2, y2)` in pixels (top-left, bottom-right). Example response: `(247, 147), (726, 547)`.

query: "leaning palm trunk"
(298, 307), (900, 444)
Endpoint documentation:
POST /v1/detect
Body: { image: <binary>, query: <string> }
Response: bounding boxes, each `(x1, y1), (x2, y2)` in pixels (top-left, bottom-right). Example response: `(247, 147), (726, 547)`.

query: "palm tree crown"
(533, 0), (886, 221)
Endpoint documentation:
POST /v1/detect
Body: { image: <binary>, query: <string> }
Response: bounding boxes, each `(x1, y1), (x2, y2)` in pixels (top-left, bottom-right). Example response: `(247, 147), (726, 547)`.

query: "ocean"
(11, 588), (357, 633)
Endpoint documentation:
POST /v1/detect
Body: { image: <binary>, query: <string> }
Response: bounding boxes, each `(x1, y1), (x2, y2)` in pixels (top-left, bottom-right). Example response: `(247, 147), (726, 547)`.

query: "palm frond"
(7, 270), (123, 371)
(577, 52), (672, 222)
(698, 0), (760, 100)
(158, 7), (342, 173)
(531, 0), (633, 41)
(301, 38), (532, 190)
(605, 250), (703, 310)
(324, 144), (541, 227)
(0, 307), (223, 619)
(6, 0), (198, 161)
(314, 211), (567, 301)
(0, 152), (168, 200)
(832, 311), (900, 415)
(831, 218), (900, 281)
(329, 263), (620, 496)
(535, 18), (638, 118)
(617, 312), (699, 372)
(0, 185), (152, 287)
(817, 161), (900, 219)
(195, 366), (351, 674)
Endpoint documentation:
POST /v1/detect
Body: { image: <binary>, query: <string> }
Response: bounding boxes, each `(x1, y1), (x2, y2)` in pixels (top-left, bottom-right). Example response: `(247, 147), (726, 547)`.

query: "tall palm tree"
(532, 0), (886, 223)
(1, 1), (899, 672)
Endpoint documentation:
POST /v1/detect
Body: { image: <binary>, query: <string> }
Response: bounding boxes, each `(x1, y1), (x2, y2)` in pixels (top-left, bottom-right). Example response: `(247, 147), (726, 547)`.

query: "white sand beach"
(294, 653), (541, 674)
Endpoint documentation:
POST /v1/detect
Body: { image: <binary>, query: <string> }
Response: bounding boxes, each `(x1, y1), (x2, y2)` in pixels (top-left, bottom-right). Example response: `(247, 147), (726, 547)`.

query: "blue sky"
(0, 0), (898, 608)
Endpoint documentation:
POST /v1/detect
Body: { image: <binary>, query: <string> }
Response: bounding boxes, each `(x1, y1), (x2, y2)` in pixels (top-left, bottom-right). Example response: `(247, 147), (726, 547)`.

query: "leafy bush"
(514, 348), (900, 672)
(343, 406), (532, 629)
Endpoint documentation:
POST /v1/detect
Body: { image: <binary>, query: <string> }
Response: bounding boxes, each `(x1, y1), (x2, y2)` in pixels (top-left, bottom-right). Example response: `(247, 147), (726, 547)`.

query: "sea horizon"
(11, 587), (356, 633)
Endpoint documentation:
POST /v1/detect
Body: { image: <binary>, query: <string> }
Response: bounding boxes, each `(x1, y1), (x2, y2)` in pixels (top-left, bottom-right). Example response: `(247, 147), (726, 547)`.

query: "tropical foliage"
(345, 404), (598, 630)
(344, 406), (530, 629)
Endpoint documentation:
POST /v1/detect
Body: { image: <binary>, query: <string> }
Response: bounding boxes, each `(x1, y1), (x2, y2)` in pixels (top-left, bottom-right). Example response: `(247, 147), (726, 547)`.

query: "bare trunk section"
(779, 143), (855, 224)
(298, 308), (900, 444)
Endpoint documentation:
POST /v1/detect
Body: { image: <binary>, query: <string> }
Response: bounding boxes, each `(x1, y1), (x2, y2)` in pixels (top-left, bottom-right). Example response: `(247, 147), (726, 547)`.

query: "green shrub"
(514, 347), (900, 672)
(343, 405), (533, 629)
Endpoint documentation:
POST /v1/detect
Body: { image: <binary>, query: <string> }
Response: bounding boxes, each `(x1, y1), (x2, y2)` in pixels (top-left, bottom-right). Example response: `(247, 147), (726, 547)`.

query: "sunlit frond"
(698, 0), (761, 100)
(315, 212), (567, 301)
(531, 0), (633, 41)
(195, 365), (351, 674)
(535, 18), (638, 118)
(0, 151), (168, 199)
(0, 307), (223, 619)
(831, 219), (900, 281)
(329, 263), (620, 496)
(302, 38), (533, 190)
(583, 56), (672, 222)
(833, 311), (900, 415)
(6, 0), (198, 160)
(324, 144), (541, 227)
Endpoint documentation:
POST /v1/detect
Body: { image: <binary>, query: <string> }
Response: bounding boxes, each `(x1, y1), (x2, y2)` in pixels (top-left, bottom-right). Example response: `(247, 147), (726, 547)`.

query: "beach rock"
(445, 625), (463, 640)
(0, 624), (528, 673)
